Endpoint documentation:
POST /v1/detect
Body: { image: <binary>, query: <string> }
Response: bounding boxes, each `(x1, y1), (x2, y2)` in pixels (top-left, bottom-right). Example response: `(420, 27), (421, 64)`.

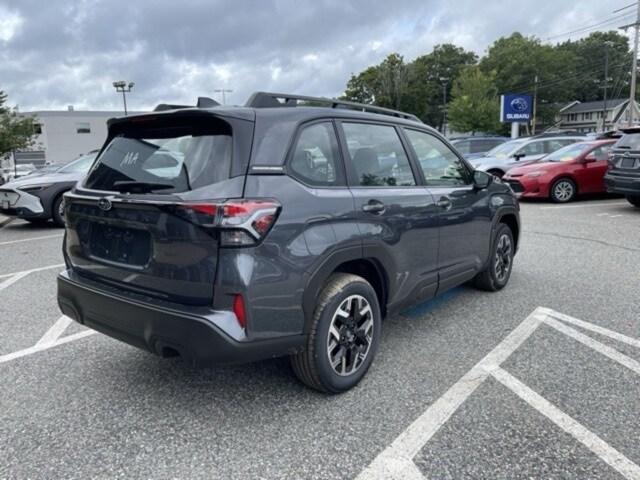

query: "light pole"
(214, 88), (233, 105)
(112, 81), (135, 115)
(439, 77), (449, 136)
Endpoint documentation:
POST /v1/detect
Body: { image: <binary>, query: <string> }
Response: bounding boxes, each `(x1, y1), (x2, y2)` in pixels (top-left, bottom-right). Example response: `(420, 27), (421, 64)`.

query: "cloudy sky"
(0, 0), (634, 112)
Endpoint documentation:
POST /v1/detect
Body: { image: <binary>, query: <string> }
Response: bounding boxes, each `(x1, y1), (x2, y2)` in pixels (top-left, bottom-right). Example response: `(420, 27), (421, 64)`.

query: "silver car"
(472, 136), (585, 177)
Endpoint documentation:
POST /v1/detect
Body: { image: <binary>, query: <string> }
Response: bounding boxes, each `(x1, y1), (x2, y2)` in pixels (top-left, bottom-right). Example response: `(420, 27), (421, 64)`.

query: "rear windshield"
(84, 124), (232, 193)
(615, 133), (640, 150)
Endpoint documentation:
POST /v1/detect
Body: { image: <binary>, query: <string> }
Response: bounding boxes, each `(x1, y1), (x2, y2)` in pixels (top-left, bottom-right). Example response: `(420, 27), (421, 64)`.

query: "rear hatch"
(610, 132), (640, 177)
(64, 110), (253, 305)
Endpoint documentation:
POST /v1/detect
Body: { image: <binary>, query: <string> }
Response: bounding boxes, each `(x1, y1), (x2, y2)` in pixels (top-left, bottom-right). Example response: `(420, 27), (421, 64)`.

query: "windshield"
(84, 125), (232, 193)
(58, 153), (97, 173)
(486, 140), (525, 159)
(544, 143), (591, 162)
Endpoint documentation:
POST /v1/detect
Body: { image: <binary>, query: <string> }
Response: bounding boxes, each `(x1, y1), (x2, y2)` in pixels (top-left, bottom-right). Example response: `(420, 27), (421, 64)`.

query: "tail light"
(176, 199), (280, 247)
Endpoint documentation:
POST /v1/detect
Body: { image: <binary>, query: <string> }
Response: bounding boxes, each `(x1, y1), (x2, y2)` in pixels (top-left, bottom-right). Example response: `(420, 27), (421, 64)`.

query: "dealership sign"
(500, 93), (532, 122)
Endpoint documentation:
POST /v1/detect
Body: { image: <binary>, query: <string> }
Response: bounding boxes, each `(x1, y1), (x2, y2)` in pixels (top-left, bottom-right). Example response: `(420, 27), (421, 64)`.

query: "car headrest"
(353, 148), (379, 179)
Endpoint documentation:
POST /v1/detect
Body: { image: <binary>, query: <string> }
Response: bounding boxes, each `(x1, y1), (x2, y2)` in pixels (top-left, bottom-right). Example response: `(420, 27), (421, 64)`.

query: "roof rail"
(245, 91), (421, 122)
(153, 96), (220, 112)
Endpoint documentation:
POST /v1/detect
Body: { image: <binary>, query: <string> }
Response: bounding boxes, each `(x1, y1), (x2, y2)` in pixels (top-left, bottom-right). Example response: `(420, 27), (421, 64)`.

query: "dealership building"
(11, 108), (141, 167)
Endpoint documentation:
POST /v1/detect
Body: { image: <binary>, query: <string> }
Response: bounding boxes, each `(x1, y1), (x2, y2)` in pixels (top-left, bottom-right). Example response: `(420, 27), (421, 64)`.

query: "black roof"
(561, 98), (628, 114)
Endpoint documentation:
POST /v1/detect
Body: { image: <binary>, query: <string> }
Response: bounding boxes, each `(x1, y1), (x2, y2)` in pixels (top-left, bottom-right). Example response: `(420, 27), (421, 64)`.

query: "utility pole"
(531, 74), (539, 135)
(112, 81), (135, 116)
(214, 88), (233, 105)
(627, 0), (640, 126)
(602, 41), (613, 132)
(439, 77), (449, 136)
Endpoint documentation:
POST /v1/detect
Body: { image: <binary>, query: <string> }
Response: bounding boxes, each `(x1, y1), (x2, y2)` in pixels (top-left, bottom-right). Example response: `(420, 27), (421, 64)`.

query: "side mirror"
(473, 170), (493, 189)
(513, 153), (525, 161)
(583, 155), (597, 163)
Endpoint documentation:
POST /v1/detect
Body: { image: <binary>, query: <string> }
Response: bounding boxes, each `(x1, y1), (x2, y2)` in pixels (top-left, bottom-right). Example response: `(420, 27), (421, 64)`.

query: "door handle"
(436, 198), (452, 210)
(362, 200), (386, 214)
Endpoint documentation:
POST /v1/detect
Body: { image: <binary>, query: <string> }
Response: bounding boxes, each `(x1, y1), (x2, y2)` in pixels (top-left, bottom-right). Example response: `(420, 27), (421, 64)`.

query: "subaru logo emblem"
(98, 198), (112, 211)
(510, 97), (528, 112)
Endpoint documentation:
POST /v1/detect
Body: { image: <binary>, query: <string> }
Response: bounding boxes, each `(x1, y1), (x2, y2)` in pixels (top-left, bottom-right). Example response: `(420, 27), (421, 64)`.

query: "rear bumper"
(604, 173), (640, 195)
(57, 270), (305, 367)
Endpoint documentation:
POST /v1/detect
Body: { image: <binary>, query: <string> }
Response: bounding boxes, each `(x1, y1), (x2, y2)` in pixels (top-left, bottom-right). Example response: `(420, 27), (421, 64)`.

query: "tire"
(52, 194), (66, 227)
(487, 169), (505, 179)
(473, 223), (514, 292)
(291, 273), (381, 394)
(626, 195), (640, 207)
(550, 178), (577, 203)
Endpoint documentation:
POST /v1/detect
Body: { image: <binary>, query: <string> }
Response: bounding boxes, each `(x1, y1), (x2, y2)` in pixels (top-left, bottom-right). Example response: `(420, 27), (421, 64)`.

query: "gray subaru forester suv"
(57, 92), (520, 393)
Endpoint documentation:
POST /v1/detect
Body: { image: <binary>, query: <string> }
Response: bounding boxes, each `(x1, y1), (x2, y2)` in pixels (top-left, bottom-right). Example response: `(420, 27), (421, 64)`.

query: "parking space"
(1, 198), (639, 479)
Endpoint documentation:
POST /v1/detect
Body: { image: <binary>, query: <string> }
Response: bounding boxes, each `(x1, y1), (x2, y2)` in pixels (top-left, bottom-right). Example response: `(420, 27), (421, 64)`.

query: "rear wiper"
(112, 180), (174, 193)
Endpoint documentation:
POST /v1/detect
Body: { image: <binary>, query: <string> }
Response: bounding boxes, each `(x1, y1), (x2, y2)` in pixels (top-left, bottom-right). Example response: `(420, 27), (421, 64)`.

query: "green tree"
(406, 44), (477, 127)
(448, 68), (501, 134)
(0, 91), (38, 157)
(343, 66), (381, 105)
(342, 44), (477, 128)
(480, 33), (577, 128)
(556, 31), (631, 102)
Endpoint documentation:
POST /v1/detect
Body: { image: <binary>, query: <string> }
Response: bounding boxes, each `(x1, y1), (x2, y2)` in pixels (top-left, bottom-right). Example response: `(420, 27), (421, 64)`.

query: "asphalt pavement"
(0, 198), (638, 479)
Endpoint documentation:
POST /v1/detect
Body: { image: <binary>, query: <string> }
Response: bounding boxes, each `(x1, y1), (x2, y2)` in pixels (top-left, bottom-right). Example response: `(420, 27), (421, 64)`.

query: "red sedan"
(502, 139), (616, 202)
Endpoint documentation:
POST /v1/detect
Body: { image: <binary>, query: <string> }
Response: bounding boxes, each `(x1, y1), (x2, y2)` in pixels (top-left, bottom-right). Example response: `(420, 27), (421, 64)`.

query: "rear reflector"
(233, 294), (247, 329)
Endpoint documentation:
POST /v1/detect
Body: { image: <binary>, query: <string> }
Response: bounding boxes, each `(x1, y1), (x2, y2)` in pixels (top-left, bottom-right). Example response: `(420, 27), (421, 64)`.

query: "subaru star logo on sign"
(500, 93), (533, 122)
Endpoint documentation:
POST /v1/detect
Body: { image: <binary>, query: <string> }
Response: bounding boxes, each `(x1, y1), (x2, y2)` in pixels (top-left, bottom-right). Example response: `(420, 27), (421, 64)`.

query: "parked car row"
(451, 130), (639, 205)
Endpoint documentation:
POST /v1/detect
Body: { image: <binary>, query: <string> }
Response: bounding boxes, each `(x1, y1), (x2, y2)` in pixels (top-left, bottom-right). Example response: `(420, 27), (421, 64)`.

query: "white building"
(15, 108), (141, 166)
(556, 98), (640, 133)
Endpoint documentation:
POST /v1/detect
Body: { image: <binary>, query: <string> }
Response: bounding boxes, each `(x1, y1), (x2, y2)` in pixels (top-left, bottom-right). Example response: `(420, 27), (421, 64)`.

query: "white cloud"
(0, 0), (630, 110)
(0, 6), (23, 42)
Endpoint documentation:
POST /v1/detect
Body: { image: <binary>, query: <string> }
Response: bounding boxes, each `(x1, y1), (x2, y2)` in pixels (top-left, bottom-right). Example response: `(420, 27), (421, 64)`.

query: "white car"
(472, 136), (585, 177)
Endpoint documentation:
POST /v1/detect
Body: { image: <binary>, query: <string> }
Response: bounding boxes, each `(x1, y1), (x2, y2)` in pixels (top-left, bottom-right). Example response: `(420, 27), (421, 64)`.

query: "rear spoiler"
(154, 97), (220, 111)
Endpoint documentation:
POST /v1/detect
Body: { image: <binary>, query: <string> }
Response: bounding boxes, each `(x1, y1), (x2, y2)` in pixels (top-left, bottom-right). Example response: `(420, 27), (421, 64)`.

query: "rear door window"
(516, 141), (544, 156)
(289, 122), (343, 186)
(342, 123), (416, 187)
(84, 124), (232, 193)
(544, 139), (576, 153)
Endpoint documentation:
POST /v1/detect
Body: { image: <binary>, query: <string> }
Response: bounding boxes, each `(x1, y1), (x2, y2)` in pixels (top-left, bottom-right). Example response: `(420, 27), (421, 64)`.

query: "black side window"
(404, 129), (470, 186)
(342, 123), (416, 187)
(289, 122), (343, 186)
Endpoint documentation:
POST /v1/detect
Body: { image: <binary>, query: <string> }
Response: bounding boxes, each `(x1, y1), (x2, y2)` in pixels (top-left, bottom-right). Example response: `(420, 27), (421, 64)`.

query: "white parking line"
(0, 233), (64, 246)
(544, 317), (640, 375)
(543, 309), (640, 349)
(492, 367), (640, 480)
(356, 308), (547, 480)
(0, 271), (30, 292)
(35, 316), (73, 346)
(356, 307), (640, 480)
(0, 330), (96, 365)
(0, 263), (65, 280)
(539, 202), (628, 210)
